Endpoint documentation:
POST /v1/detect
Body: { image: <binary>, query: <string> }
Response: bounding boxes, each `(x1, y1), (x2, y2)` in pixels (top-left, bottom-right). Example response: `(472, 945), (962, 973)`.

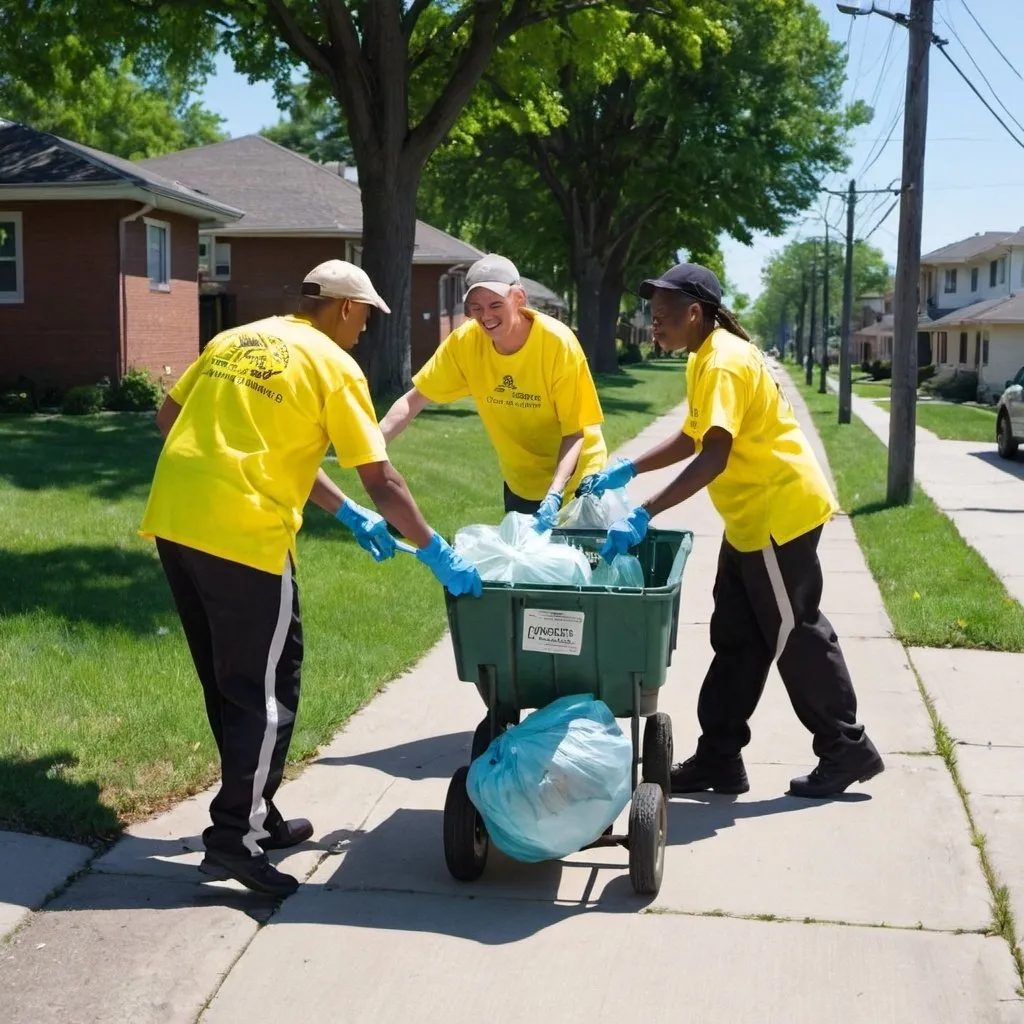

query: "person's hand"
(416, 533), (483, 597)
(335, 498), (397, 562)
(600, 507), (650, 562)
(576, 457), (636, 498)
(531, 490), (563, 533)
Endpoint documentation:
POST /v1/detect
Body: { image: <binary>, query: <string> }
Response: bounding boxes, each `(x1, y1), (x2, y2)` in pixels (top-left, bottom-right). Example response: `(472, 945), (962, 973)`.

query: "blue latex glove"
(335, 498), (397, 562)
(600, 507), (650, 563)
(576, 457), (636, 498)
(416, 533), (483, 598)
(532, 490), (563, 533)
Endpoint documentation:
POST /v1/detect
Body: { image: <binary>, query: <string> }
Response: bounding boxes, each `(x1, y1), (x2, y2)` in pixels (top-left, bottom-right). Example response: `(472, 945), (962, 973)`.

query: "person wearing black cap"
(582, 262), (884, 799)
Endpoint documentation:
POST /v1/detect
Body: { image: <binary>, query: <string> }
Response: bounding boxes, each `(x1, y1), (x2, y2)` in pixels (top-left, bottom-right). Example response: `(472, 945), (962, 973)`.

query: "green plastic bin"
(444, 527), (693, 720)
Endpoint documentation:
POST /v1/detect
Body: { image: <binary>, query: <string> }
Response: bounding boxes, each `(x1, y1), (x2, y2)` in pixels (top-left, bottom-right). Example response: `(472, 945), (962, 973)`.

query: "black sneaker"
(258, 817), (314, 851)
(671, 752), (750, 795)
(198, 849), (300, 896)
(788, 742), (885, 799)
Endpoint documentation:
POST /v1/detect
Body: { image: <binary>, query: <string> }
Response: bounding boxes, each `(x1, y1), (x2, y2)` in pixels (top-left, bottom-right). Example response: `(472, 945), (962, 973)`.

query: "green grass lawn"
(0, 361), (686, 842)
(786, 371), (1024, 653)
(914, 401), (997, 442)
(852, 379), (892, 400)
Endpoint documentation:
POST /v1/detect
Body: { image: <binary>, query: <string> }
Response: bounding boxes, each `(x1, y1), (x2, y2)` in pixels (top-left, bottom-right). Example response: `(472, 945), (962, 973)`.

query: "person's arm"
(155, 396), (181, 438)
(549, 430), (585, 494)
(355, 460), (434, 548)
(641, 428), (732, 518)
(632, 431), (697, 474)
(380, 387), (432, 444)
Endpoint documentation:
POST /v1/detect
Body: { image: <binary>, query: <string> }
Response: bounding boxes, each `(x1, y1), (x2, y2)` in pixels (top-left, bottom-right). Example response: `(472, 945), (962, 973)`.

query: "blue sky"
(198, 0), (1024, 301)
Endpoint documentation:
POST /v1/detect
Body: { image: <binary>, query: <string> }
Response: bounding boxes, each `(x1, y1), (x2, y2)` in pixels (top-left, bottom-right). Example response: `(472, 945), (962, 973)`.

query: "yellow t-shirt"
(412, 310), (607, 501)
(684, 329), (838, 552)
(139, 315), (387, 574)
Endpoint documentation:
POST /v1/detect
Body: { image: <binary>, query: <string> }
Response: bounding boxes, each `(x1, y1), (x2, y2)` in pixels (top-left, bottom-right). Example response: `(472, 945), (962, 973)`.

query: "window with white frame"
(983, 331), (990, 366)
(145, 218), (171, 290)
(944, 269), (957, 293)
(971, 267), (979, 292)
(937, 331), (948, 364)
(199, 236), (231, 279)
(0, 212), (23, 303)
(346, 241), (363, 267)
(999, 256), (1007, 284)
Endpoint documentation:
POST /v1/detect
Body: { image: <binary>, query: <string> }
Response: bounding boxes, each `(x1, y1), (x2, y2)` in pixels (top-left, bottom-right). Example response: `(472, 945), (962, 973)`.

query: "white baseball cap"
(301, 260), (391, 313)
(462, 253), (521, 302)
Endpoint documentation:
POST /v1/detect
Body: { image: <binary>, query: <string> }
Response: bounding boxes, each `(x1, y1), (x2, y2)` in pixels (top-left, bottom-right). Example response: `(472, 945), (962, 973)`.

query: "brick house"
(140, 135), (483, 373)
(0, 120), (243, 390)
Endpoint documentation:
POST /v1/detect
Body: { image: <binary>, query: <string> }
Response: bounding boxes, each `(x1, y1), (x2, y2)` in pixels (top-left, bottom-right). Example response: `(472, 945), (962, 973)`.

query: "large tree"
(6, 1), (665, 395)
(419, 1), (865, 372)
(1, 38), (225, 159)
(261, 81), (352, 164)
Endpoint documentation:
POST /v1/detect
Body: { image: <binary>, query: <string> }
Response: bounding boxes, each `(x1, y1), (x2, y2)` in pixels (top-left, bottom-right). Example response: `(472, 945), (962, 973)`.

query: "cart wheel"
(628, 782), (667, 896)
(443, 766), (488, 882)
(641, 712), (673, 798)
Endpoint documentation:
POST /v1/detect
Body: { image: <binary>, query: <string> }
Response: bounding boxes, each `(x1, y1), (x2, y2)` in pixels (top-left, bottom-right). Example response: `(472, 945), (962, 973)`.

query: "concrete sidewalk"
(829, 380), (1024, 605)
(2, 399), (1023, 1023)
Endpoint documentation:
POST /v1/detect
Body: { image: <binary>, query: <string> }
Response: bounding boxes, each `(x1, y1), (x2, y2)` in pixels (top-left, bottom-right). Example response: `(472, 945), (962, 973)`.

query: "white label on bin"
(522, 608), (585, 657)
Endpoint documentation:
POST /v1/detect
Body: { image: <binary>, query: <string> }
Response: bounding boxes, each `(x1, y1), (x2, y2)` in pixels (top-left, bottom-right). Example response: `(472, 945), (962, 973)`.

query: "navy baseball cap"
(639, 263), (721, 306)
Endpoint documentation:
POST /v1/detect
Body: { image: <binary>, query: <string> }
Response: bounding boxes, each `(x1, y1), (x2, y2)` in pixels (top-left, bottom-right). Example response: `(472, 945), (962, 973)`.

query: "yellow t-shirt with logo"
(684, 329), (837, 552)
(139, 315), (387, 575)
(412, 310), (607, 501)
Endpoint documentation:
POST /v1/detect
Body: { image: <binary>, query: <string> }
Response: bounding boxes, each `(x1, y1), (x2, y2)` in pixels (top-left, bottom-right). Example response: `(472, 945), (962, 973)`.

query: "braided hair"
(700, 302), (751, 342)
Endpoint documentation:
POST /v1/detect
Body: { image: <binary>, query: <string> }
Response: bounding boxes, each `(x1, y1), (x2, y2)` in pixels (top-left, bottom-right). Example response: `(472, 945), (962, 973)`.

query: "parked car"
(996, 366), (1024, 459)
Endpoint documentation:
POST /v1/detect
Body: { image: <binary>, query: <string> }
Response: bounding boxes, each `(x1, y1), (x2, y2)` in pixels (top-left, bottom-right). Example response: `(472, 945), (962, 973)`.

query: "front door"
(199, 294), (237, 350)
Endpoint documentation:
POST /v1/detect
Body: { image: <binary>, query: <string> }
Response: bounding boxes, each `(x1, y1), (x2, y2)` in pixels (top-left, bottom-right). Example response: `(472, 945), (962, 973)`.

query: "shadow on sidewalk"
(969, 449), (1024, 481)
(315, 731), (473, 780)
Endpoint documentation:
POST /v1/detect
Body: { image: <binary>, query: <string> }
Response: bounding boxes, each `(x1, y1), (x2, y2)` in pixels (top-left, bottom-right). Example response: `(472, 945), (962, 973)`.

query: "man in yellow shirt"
(588, 262), (883, 800)
(380, 254), (607, 531)
(139, 260), (481, 896)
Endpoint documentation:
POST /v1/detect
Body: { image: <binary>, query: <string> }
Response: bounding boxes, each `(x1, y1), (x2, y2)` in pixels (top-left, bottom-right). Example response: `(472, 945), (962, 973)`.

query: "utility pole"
(887, 0), (933, 505)
(819, 221), (830, 394)
(839, 179), (857, 423)
(806, 240), (817, 386)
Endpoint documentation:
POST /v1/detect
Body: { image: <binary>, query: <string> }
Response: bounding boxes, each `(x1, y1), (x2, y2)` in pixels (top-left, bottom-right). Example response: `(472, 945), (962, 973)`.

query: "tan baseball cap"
(301, 260), (391, 313)
(462, 253), (521, 302)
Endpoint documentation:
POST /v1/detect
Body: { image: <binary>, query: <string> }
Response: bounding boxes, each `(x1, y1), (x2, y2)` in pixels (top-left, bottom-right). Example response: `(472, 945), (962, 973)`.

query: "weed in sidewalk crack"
(908, 653), (1024, 997)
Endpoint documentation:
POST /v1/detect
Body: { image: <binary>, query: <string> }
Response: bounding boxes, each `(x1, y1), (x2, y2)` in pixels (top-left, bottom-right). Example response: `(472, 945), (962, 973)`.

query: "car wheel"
(997, 412), (1019, 460)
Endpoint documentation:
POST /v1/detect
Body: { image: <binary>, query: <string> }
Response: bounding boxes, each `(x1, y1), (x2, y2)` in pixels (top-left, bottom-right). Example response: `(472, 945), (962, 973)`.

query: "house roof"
(140, 135), (482, 264)
(928, 293), (1024, 327)
(921, 231), (1016, 265)
(521, 276), (567, 309)
(853, 314), (894, 339)
(0, 120), (243, 223)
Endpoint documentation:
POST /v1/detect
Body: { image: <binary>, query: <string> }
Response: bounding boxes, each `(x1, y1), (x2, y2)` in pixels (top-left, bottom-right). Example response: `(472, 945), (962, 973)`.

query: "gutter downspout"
(118, 203), (154, 380)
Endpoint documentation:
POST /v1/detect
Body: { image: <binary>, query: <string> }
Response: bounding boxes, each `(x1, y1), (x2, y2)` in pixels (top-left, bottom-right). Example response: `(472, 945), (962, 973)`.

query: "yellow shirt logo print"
(494, 374), (517, 394)
(225, 334), (291, 381)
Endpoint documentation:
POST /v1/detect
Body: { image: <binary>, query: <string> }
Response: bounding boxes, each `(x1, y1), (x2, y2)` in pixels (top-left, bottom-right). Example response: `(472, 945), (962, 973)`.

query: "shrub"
(860, 359), (871, 375)
(617, 342), (643, 365)
(917, 363), (936, 386)
(62, 385), (105, 416)
(869, 360), (892, 381)
(925, 369), (978, 403)
(0, 389), (34, 414)
(106, 367), (162, 412)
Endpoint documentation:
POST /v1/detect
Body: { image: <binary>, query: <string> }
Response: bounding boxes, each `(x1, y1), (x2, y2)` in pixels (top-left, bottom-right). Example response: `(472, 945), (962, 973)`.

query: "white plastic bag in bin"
(557, 486), (633, 530)
(453, 513), (591, 585)
(466, 694), (633, 863)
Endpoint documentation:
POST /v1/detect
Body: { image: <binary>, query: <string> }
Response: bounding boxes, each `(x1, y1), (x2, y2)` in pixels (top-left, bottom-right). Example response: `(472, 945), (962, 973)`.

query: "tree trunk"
(356, 165), (418, 397)
(574, 257), (622, 375)
(795, 281), (809, 364)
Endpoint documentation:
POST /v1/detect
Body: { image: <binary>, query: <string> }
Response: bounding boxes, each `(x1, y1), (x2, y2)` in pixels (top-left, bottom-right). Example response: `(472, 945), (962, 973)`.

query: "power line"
(958, 0), (1023, 82)
(861, 196), (900, 241)
(934, 42), (1024, 152)
(937, 11), (1024, 139)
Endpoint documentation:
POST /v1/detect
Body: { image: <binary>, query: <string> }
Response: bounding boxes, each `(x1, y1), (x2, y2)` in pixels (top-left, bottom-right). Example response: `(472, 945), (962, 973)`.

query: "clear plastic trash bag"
(557, 486), (633, 530)
(453, 513), (591, 585)
(466, 693), (633, 863)
(590, 553), (645, 588)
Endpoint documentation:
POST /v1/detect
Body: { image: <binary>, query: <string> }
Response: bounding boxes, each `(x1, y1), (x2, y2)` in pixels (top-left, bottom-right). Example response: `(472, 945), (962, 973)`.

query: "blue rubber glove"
(600, 507), (650, 562)
(335, 498), (397, 562)
(416, 533), (483, 598)
(576, 457), (636, 498)
(532, 490), (563, 533)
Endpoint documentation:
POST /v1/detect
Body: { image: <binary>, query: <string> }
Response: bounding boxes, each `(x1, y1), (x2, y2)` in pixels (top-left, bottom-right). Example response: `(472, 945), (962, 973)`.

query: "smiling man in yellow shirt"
(140, 260), (480, 897)
(380, 254), (607, 531)
(588, 262), (883, 801)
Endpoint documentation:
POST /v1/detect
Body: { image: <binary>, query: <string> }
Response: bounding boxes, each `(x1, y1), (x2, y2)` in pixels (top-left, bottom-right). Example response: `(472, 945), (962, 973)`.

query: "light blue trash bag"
(466, 694), (633, 863)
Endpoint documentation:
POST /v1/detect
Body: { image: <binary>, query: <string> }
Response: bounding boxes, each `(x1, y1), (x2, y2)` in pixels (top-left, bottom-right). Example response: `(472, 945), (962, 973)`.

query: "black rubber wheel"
(471, 718), (492, 761)
(443, 766), (488, 882)
(628, 781), (667, 896)
(997, 412), (1019, 460)
(641, 712), (673, 798)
